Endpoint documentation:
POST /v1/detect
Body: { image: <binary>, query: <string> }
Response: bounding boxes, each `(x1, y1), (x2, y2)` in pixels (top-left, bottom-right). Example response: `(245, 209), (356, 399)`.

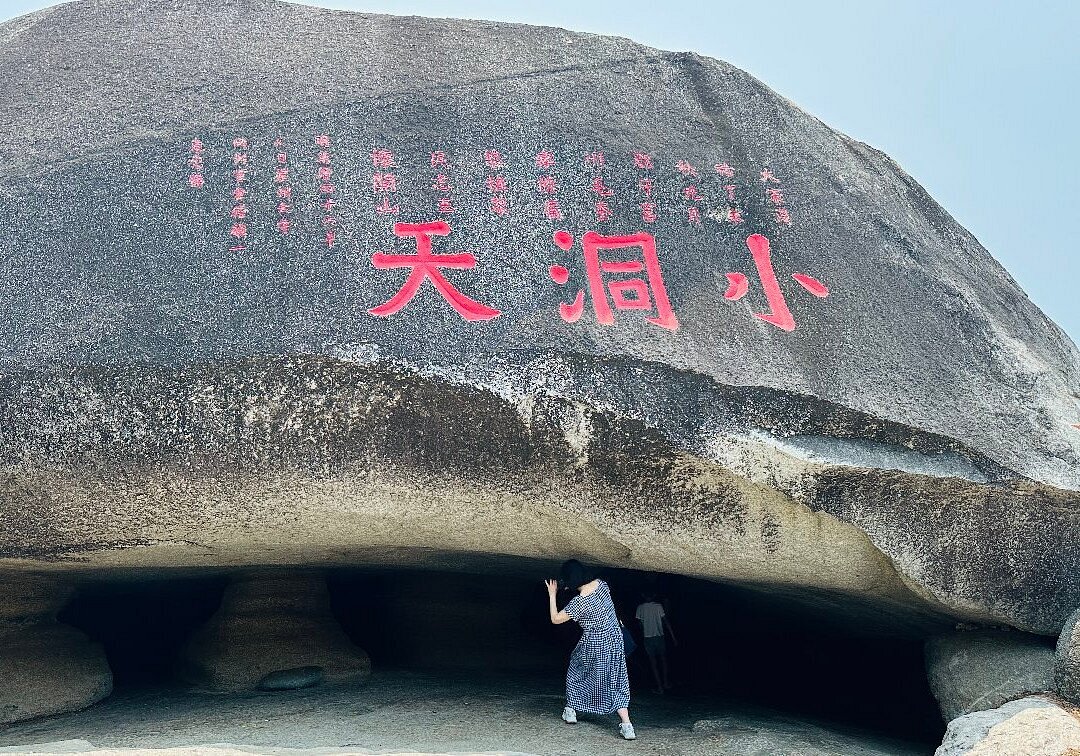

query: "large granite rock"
(0, 577), (112, 724)
(926, 629), (1055, 721)
(935, 696), (1080, 756)
(178, 570), (370, 691)
(0, 0), (1076, 640)
(1055, 608), (1080, 704)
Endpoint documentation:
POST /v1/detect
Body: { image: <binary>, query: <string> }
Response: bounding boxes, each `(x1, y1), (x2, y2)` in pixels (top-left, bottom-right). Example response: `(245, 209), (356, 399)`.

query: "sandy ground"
(0, 671), (932, 756)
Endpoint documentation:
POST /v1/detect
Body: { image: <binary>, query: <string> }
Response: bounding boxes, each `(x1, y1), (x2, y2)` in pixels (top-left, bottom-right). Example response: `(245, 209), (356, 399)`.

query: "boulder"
(935, 696), (1080, 756)
(178, 571), (369, 691)
(0, 576), (112, 724)
(926, 629), (1055, 721)
(0, 0), (1075, 640)
(1055, 608), (1080, 705)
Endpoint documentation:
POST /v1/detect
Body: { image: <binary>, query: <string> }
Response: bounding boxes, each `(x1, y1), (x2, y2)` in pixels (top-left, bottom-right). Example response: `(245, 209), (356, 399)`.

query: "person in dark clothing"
(635, 592), (677, 693)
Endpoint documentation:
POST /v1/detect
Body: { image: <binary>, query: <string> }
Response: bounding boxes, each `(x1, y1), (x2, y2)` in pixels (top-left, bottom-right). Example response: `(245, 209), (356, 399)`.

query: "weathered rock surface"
(935, 696), (1080, 756)
(926, 629), (1055, 721)
(0, 0), (1076, 641)
(0, 670), (931, 755)
(0, 576), (113, 724)
(258, 666), (325, 691)
(178, 571), (369, 691)
(1056, 608), (1080, 705)
(692, 716), (924, 756)
(0, 745), (536, 756)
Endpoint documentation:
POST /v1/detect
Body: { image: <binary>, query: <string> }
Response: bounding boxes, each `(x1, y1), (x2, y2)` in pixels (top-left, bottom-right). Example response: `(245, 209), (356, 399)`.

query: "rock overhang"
(0, 353), (1074, 637)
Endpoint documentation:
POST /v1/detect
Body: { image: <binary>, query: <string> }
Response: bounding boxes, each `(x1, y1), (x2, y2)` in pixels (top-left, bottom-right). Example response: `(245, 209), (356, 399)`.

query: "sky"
(3, 0), (1078, 343)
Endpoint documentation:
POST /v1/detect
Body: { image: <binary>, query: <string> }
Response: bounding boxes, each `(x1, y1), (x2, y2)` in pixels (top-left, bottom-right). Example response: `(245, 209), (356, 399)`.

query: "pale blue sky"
(4, 1), (1078, 342)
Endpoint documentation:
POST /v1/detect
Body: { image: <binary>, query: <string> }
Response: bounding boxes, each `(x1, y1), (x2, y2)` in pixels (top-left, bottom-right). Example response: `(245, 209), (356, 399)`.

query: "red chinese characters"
(372, 148), (395, 169)
(760, 168), (792, 226)
(228, 137), (249, 250)
(676, 159), (703, 225)
(585, 151), (614, 223)
(372, 147), (400, 216)
(483, 150), (509, 217)
(549, 230), (679, 331)
(534, 150), (563, 220)
(634, 152), (657, 224)
(188, 138), (205, 188)
(723, 234), (828, 331)
(368, 221), (501, 321)
(675, 160), (699, 179)
(273, 138), (293, 235)
(177, 134), (822, 335)
(431, 150), (455, 214)
(315, 135), (337, 246)
(715, 161), (744, 225)
(373, 173), (398, 192)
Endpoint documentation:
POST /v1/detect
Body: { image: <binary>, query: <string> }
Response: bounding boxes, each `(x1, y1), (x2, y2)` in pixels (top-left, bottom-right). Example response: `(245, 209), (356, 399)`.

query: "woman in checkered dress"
(545, 560), (635, 740)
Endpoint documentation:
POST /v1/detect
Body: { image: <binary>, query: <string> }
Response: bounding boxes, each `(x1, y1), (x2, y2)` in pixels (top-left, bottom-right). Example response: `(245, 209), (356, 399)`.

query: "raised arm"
(545, 579), (572, 624)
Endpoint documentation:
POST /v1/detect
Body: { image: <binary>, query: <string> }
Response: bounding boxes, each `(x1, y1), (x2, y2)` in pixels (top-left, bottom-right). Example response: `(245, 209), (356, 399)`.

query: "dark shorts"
(644, 635), (666, 657)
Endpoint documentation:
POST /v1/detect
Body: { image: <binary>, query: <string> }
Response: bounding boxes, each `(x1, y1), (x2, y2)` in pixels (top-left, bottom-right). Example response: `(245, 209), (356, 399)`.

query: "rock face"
(0, 0), (1077, 643)
(934, 696), (1080, 756)
(178, 571), (370, 691)
(926, 630), (1056, 721)
(0, 577), (113, 724)
(1056, 608), (1080, 704)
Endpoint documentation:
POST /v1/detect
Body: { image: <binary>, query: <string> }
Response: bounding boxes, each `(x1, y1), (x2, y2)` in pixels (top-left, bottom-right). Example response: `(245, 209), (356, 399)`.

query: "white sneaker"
(562, 706), (577, 724)
(619, 722), (636, 740)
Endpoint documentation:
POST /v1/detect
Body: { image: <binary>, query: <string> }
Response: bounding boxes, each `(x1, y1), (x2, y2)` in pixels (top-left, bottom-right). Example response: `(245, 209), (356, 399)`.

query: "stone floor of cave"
(0, 670), (931, 756)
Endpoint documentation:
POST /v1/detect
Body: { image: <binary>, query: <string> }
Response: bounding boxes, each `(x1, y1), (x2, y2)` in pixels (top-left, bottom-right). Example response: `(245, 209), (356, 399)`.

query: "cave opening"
(53, 561), (946, 748)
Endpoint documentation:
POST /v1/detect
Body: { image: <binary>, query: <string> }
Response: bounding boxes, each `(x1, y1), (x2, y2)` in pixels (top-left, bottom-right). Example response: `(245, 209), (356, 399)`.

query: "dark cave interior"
(56, 562), (946, 745)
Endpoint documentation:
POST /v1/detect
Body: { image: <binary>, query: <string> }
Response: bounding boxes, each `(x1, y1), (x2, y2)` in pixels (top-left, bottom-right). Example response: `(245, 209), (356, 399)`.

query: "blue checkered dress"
(563, 579), (630, 715)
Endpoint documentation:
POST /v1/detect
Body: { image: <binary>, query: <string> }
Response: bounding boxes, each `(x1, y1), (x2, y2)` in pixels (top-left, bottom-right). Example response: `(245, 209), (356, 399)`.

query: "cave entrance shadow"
(58, 571), (229, 687)
(325, 562), (946, 746)
(56, 561), (945, 748)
